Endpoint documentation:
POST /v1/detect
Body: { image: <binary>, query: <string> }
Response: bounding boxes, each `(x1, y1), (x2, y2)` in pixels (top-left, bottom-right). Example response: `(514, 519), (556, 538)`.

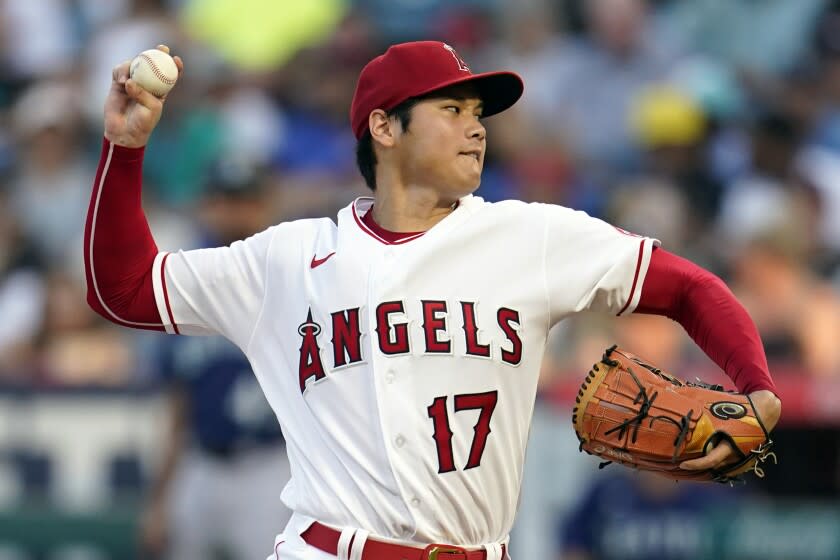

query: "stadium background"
(2, 0), (840, 558)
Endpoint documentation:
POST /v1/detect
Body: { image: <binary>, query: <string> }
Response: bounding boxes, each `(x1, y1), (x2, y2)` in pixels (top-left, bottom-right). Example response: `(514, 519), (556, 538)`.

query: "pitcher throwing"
(86, 42), (781, 560)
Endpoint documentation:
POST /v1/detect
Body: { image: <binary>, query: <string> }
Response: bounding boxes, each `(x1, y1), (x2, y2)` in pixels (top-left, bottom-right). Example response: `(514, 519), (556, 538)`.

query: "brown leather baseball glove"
(573, 345), (777, 483)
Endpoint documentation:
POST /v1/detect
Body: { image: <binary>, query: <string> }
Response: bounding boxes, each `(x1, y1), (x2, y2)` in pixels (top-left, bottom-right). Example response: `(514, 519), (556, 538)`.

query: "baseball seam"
(140, 53), (177, 86)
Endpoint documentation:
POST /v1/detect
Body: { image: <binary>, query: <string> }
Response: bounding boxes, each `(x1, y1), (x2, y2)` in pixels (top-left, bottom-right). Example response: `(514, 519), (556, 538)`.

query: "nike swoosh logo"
(310, 252), (336, 269)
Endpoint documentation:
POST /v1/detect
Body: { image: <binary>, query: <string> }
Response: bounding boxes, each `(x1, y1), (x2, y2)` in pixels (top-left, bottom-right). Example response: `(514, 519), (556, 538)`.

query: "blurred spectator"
(271, 44), (359, 176)
(658, 0), (827, 77)
(536, 0), (678, 169)
(810, 8), (840, 154)
(0, 191), (45, 381)
(613, 310), (686, 372)
(668, 57), (747, 123)
(193, 156), (279, 246)
(8, 82), (92, 272)
(352, 0), (495, 43)
(476, 1), (567, 123)
(794, 146), (840, 263)
(716, 112), (808, 260)
(479, 106), (577, 205)
(141, 334), (291, 560)
(607, 179), (692, 257)
(0, 0), (78, 84)
(627, 85), (724, 253)
(140, 158), (291, 560)
(474, 2), (581, 205)
(142, 69), (286, 206)
(37, 271), (136, 386)
(730, 231), (840, 377)
(559, 471), (739, 560)
(76, 0), (136, 31)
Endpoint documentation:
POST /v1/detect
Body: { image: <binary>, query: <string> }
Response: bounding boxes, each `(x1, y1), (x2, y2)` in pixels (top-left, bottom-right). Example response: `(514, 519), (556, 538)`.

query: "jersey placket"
(365, 242), (422, 539)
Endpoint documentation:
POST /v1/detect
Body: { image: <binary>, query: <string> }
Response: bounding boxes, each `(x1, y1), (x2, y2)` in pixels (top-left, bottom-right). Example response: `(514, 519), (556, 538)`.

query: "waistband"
(286, 513), (507, 560)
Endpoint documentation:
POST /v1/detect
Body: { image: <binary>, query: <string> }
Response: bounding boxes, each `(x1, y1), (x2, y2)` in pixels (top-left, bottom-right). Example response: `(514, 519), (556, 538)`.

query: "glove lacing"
(603, 365), (695, 464)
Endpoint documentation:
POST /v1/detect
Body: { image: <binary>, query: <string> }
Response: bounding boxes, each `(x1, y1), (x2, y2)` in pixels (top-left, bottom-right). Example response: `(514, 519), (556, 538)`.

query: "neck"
(371, 185), (461, 232)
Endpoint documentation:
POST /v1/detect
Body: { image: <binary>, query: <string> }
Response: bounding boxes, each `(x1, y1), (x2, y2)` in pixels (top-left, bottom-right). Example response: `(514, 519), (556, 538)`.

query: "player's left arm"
(635, 247), (782, 470)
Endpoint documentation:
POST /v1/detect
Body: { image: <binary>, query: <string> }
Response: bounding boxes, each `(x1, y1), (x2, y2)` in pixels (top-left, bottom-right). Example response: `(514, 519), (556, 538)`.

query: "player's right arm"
(84, 46), (182, 333)
(87, 48), (276, 347)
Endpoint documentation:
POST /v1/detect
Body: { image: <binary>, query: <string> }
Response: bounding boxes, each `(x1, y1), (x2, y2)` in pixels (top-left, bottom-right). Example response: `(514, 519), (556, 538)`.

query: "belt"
(300, 521), (506, 560)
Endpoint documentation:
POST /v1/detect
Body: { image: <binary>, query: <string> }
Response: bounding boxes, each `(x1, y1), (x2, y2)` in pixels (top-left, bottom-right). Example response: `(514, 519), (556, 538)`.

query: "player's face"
(395, 84), (486, 197)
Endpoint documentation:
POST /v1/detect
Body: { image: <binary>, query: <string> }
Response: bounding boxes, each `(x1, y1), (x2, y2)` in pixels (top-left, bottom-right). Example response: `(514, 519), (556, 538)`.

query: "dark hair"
(355, 96), (423, 191)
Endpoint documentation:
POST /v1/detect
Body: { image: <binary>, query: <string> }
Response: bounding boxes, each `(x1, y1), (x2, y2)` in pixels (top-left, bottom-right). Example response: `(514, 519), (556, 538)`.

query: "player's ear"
(369, 109), (397, 148)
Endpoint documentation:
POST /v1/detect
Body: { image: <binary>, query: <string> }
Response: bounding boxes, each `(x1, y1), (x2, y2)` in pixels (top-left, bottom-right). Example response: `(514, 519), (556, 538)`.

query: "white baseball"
(129, 49), (178, 97)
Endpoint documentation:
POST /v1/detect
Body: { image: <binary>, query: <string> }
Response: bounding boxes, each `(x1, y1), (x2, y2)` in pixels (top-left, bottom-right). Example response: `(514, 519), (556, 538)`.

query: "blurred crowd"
(2, 0), (840, 389)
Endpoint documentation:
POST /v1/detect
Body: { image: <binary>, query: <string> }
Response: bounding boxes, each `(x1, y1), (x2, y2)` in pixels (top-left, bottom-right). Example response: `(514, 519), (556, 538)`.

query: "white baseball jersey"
(150, 195), (658, 546)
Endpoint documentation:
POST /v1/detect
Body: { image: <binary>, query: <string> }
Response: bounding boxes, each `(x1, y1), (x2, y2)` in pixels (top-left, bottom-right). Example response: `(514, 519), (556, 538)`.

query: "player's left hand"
(680, 389), (781, 471)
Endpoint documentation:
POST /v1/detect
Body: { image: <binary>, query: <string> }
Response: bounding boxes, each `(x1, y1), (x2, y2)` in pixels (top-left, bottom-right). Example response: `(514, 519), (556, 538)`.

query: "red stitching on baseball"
(140, 53), (177, 85)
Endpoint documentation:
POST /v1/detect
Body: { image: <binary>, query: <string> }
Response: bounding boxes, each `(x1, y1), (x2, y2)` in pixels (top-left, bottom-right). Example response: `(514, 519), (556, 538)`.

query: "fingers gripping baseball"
(104, 45), (183, 148)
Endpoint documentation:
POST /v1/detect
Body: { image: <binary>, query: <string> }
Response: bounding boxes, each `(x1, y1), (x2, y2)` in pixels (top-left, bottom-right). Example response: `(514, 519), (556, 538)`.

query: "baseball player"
(139, 161), (291, 560)
(141, 334), (292, 560)
(86, 42), (781, 560)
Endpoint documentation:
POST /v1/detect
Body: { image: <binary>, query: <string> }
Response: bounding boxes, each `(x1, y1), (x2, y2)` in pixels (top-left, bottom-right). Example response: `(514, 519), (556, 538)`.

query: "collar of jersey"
(351, 196), (471, 246)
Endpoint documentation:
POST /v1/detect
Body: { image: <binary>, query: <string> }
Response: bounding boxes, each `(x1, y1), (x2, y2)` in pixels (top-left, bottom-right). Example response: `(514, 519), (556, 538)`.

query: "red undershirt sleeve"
(635, 247), (777, 395)
(83, 138), (166, 330)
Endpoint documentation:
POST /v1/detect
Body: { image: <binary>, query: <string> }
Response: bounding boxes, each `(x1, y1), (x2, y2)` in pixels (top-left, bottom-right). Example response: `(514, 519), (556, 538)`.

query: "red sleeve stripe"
(88, 141), (165, 329)
(159, 253), (180, 335)
(616, 239), (646, 317)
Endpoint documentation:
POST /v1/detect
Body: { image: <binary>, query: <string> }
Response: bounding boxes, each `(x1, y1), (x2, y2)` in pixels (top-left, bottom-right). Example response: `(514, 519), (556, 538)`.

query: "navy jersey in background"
(560, 472), (740, 560)
(157, 335), (283, 456)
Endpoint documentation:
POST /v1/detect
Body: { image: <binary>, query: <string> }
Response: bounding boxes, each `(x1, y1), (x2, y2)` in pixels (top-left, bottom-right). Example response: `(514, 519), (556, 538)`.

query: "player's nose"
(466, 119), (486, 142)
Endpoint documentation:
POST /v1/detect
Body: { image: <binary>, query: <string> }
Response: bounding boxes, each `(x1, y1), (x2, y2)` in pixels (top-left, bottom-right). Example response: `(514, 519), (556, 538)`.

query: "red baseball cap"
(350, 41), (524, 140)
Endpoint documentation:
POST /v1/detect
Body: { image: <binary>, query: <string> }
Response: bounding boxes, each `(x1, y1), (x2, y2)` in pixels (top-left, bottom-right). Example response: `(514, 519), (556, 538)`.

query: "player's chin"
(453, 174), (481, 195)
(454, 162), (483, 189)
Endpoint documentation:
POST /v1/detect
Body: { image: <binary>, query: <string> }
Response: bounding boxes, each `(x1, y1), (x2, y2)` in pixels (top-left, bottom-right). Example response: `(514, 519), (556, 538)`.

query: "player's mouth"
(459, 149), (482, 162)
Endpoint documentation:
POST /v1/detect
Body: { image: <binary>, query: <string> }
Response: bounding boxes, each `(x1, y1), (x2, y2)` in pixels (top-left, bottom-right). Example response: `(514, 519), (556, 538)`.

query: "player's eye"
(444, 106), (460, 114)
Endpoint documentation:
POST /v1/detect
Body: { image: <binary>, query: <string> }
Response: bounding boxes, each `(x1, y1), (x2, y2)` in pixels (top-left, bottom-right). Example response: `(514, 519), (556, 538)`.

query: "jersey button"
(410, 497), (421, 507)
(385, 370), (395, 383)
(384, 249), (395, 259)
(394, 435), (406, 448)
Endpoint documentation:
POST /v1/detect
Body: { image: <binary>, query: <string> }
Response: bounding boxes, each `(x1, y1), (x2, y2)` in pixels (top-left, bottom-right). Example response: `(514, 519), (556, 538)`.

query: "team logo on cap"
(443, 43), (470, 72)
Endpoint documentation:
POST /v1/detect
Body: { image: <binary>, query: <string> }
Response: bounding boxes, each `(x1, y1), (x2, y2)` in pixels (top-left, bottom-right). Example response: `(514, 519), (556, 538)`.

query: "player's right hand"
(104, 44), (183, 148)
